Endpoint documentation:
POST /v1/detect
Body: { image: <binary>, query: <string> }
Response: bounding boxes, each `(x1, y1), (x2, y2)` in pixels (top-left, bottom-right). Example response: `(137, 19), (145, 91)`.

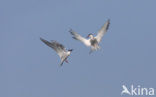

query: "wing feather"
(69, 29), (91, 46)
(95, 19), (110, 43)
(40, 38), (66, 58)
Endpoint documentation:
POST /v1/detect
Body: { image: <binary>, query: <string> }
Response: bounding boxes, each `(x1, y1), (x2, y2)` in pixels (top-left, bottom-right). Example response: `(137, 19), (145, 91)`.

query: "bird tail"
(59, 57), (67, 67)
(89, 45), (100, 54)
(89, 47), (95, 54)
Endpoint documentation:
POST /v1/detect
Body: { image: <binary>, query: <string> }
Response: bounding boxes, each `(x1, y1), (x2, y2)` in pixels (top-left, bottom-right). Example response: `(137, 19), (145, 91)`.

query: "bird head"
(68, 49), (73, 52)
(86, 33), (93, 38)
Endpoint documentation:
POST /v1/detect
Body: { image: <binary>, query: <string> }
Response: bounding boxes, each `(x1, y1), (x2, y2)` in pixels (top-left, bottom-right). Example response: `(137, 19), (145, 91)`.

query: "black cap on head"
(68, 49), (73, 51)
(86, 33), (93, 38)
(88, 33), (93, 35)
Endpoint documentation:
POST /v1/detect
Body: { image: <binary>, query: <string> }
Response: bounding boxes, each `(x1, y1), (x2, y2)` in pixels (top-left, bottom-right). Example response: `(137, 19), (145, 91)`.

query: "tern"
(40, 38), (73, 66)
(69, 19), (110, 54)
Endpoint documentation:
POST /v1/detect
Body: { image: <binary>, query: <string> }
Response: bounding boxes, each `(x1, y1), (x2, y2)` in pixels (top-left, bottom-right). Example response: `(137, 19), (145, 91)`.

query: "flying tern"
(40, 38), (73, 66)
(69, 19), (110, 54)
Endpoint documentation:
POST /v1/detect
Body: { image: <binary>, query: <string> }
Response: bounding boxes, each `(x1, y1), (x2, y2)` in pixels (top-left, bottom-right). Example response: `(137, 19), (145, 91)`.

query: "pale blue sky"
(0, 0), (156, 97)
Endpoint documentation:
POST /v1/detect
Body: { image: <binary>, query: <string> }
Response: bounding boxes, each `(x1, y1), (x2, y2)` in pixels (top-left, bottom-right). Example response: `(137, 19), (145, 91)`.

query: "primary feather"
(95, 19), (110, 43)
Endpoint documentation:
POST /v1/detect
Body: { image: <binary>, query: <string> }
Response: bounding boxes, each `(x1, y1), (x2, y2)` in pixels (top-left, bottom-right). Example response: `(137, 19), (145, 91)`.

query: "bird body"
(70, 19), (110, 54)
(40, 38), (73, 66)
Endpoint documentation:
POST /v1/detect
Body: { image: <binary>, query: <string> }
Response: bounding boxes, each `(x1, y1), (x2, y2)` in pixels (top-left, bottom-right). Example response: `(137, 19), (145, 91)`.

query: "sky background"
(0, 0), (156, 97)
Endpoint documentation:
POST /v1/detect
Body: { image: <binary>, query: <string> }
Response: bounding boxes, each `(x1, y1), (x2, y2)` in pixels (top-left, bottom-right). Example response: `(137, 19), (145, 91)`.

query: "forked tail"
(89, 46), (100, 54)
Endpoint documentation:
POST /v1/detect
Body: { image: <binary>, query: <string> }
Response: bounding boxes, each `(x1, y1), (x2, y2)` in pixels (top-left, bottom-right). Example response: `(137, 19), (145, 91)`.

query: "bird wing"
(95, 19), (110, 43)
(40, 38), (66, 58)
(69, 29), (91, 47)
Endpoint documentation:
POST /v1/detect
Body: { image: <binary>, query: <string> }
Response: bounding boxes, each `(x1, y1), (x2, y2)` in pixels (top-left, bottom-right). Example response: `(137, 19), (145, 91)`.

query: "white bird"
(69, 19), (110, 54)
(40, 38), (73, 66)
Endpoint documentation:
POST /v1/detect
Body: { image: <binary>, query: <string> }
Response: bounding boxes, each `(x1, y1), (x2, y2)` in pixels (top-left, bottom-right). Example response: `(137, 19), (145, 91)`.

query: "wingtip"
(69, 29), (74, 35)
(40, 37), (44, 41)
(106, 19), (110, 30)
(72, 37), (77, 40)
(69, 28), (72, 32)
(69, 28), (75, 33)
(40, 37), (47, 42)
(70, 31), (75, 36)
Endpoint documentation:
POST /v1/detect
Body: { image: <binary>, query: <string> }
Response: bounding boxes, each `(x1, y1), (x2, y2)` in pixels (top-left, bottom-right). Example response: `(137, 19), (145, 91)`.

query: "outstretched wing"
(95, 19), (110, 43)
(69, 29), (91, 47)
(40, 38), (66, 58)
